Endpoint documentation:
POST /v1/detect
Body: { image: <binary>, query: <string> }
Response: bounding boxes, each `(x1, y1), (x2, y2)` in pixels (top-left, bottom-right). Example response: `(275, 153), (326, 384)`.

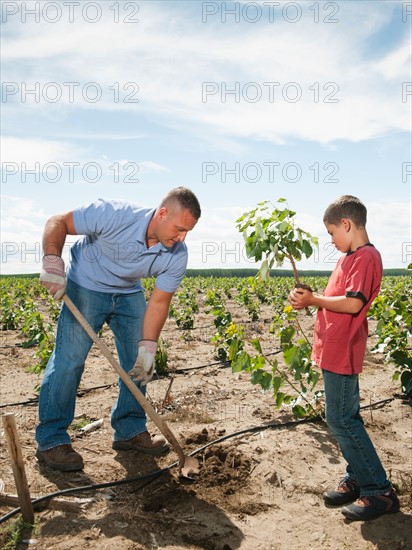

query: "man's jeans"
(36, 279), (148, 450)
(323, 369), (391, 497)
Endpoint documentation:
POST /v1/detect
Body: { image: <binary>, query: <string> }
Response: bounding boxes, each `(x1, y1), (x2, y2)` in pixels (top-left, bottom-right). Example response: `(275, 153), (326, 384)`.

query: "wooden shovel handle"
(62, 295), (186, 467)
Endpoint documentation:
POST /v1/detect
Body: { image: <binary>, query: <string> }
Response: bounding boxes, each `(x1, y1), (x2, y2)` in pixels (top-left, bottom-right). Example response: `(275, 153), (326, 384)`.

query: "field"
(1, 275), (411, 550)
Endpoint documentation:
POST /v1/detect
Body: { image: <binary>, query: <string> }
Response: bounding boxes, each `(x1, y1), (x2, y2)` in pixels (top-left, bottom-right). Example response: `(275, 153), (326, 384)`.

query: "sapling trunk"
(287, 253), (312, 315)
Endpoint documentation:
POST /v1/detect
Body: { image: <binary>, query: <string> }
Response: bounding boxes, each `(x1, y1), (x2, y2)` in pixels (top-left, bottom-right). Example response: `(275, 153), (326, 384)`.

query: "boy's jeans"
(323, 369), (391, 497)
(36, 279), (147, 451)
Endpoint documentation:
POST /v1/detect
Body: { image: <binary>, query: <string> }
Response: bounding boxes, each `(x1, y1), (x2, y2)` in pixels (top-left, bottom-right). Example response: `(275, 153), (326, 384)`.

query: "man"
(36, 187), (201, 471)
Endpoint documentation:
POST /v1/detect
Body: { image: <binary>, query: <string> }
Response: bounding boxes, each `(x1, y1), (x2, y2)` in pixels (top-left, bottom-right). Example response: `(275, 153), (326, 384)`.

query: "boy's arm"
(288, 288), (364, 315)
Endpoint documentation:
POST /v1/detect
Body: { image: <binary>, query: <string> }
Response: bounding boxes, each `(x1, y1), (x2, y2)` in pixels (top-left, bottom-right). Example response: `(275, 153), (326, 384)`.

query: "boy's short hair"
(323, 195), (367, 228)
(160, 187), (201, 220)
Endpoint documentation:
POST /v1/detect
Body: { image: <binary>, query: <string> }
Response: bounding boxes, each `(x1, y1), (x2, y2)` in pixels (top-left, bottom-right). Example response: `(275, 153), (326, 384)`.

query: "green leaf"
(280, 326), (295, 344)
(283, 344), (299, 366)
(272, 375), (282, 394)
(256, 220), (265, 239)
(231, 351), (250, 372)
(391, 350), (412, 368)
(251, 369), (272, 390)
(275, 391), (285, 408)
(260, 259), (269, 280)
(401, 370), (412, 396)
(278, 220), (290, 233)
(228, 339), (240, 361)
(301, 239), (313, 258)
(292, 404), (307, 418)
(251, 338), (263, 353)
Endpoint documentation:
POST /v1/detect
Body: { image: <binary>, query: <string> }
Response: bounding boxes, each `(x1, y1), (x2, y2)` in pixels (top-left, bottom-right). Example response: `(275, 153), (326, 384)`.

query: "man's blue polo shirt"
(67, 198), (188, 294)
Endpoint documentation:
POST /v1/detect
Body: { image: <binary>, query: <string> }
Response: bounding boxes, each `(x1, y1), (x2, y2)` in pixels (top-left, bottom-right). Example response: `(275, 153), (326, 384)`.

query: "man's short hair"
(161, 187), (201, 220)
(323, 195), (367, 228)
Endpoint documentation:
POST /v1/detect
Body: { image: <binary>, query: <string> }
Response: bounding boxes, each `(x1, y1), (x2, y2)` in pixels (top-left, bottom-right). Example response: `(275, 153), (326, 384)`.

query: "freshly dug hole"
(199, 444), (252, 494)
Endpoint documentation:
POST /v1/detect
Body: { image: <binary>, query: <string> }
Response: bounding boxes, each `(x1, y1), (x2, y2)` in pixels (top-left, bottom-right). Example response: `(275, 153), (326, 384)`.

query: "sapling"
(235, 198), (322, 417)
(237, 198), (320, 316)
(236, 198), (318, 291)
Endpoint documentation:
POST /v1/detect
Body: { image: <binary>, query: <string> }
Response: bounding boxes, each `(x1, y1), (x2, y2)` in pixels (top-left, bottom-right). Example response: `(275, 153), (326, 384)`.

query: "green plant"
(235, 198), (322, 417)
(28, 331), (55, 377)
(204, 288), (224, 307)
(155, 337), (168, 377)
(0, 517), (37, 550)
(21, 307), (47, 347)
(1, 293), (25, 330)
(174, 306), (195, 330)
(207, 305), (245, 362)
(71, 414), (93, 431)
(369, 279), (412, 396)
(232, 304), (323, 418)
(236, 198), (318, 284)
(235, 286), (261, 321)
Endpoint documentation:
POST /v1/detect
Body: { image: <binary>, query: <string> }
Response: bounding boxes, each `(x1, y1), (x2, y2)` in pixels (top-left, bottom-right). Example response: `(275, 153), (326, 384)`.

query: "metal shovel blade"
(62, 295), (199, 479)
(179, 455), (200, 478)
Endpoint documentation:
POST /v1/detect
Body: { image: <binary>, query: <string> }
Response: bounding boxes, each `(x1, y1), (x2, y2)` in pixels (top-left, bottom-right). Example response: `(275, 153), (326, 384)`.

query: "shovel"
(62, 294), (199, 479)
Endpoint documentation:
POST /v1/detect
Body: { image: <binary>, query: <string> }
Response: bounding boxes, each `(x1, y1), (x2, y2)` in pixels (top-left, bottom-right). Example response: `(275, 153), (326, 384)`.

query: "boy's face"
(325, 220), (352, 253)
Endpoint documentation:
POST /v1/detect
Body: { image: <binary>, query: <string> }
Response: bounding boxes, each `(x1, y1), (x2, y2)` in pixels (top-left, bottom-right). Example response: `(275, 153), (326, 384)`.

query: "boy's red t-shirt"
(312, 244), (383, 375)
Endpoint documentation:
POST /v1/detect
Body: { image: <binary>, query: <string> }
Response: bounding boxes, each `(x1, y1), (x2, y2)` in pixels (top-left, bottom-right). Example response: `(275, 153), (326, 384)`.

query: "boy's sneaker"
(323, 477), (360, 507)
(341, 489), (400, 521)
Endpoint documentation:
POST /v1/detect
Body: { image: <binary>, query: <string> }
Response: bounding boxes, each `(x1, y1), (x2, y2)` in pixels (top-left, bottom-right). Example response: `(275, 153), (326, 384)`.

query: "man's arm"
(40, 212), (77, 299)
(142, 286), (174, 341)
(289, 288), (364, 315)
(129, 286), (174, 385)
(43, 212), (77, 255)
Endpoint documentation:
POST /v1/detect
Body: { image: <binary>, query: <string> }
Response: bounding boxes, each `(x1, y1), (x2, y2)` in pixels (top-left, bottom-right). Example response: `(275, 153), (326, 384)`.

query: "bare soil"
(1, 302), (411, 550)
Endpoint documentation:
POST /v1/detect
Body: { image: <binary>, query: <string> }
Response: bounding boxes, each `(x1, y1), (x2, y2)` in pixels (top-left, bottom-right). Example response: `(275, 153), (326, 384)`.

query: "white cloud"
(1, 137), (166, 184)
(372, 37), (412, 80)
(1, 196), (45, 274)
(138, 161), (170, 173)
(2, 2), (409, 145)
(1, 136), (86, 166)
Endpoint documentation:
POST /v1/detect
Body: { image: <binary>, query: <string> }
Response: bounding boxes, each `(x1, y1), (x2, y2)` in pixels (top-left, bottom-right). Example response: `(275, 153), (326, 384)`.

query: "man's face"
(156, 207), (198, 247)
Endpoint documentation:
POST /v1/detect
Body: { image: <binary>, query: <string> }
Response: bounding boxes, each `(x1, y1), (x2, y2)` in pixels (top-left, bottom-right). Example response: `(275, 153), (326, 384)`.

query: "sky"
(1, 0), (411, 275)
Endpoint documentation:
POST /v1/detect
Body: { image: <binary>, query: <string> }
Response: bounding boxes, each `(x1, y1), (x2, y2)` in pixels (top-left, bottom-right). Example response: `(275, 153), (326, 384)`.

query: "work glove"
(39, 254), (66, 300)
(129, 340), (158, 386)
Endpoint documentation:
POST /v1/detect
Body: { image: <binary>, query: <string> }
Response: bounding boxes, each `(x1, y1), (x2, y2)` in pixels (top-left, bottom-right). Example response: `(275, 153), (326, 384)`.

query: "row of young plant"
(1, 272), (411, 415)
(368, 276), (412, 397)
(0, 277), (60, 375)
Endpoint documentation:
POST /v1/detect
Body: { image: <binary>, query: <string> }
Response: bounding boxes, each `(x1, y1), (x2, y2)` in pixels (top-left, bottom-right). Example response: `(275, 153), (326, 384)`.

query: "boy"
(288, 195), (400, 521)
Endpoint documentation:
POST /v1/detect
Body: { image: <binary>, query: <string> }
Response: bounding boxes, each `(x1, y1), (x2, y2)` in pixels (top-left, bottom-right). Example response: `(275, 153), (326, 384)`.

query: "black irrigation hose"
(0, 384), (115, 409)
(0, 396), (399, 525)
(0, 468), (169, 525)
